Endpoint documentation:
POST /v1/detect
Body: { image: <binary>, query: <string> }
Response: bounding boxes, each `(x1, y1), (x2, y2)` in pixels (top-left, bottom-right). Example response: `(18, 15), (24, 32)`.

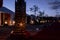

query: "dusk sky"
(3, 0), (60, 16)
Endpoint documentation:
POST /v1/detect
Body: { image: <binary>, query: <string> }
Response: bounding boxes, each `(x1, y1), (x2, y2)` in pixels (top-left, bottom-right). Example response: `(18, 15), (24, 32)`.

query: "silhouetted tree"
(38, 11), (44, 17)
(30, 5), (39, 16)
(30, 8), (33, 12)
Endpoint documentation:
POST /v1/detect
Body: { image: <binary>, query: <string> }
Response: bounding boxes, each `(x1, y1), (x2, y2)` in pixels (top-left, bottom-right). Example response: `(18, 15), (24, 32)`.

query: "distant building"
(0, 7), (15, 26)
(0, 0), (15, 26)
(0, 13), (10, 26)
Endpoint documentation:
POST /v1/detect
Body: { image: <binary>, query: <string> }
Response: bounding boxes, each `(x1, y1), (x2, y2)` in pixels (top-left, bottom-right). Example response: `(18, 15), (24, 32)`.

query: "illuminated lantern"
(5, 21), (7, 24)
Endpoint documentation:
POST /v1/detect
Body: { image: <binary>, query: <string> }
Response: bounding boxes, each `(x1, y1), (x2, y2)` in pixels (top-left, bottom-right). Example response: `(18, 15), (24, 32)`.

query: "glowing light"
(9, 21), (15, 26)
(5, 21), (7, 24)
(40, 21), (45, 23)
(11, 30), (14, 34)
(13, 21), (15, 25)
(36, 19), (39, 22)
(30, 20), (34, 24)
(9, 21), (12, 26)
(19, 22), (24, 27)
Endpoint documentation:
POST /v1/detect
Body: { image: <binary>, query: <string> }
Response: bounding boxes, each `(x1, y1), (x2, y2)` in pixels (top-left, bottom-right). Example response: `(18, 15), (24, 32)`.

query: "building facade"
(0, 0), (15, 26)
(0, 13), (11, 26)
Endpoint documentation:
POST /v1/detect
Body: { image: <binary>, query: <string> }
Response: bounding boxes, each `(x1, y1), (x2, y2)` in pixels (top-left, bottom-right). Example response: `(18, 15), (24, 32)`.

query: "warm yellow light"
(9, 21), (12, 26)
(40, 21), (45, 23)
(5, 21), (7, 24)
(13, 21), (15, 25)
(9, 21), (15, 26)
(19, 22), (23, 27)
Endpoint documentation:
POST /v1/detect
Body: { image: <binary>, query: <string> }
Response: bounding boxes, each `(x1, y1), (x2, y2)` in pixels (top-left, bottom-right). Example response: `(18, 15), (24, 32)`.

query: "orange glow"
(5, 21), (7, 24)
(13, 21), (15, 25)
(13, 21), (15, 24)
(40, 21), (46, 23)
(8, 20), (15, 26)
(9, 21), (12, 26)
(19, 22), (24, 27)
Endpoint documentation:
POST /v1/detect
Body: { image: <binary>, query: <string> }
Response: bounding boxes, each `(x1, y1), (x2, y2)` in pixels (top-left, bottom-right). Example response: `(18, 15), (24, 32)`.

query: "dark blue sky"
(3, 0), (15, 12)
(3, 0), (60, 16)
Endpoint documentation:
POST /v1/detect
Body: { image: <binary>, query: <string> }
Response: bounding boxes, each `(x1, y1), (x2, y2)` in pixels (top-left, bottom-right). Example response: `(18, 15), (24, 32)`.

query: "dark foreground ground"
(0, 22), (60, 40)
(32, 22), (60, 40)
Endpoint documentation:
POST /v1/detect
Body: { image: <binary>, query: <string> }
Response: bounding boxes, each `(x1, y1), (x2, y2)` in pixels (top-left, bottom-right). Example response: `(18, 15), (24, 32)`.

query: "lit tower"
(0, 0), (3, 7)
(15, 0), (26, 31)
